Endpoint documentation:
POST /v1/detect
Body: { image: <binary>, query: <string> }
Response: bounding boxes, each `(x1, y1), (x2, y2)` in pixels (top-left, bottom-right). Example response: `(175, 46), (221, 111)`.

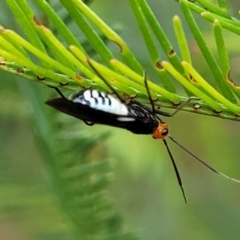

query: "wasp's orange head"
(152, 122), (169, 139)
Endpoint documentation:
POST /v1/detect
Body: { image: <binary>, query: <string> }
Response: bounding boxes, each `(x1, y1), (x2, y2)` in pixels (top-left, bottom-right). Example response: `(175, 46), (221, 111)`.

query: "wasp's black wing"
(46, 98), (97, 125)
(46, 97), (138, 129)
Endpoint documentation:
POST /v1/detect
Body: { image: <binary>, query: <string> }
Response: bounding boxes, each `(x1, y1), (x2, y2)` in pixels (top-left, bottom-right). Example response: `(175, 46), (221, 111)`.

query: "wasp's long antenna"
(168, 135), (240, 184)
(163, 139), (187, 203)
(144, 72), (187, 201)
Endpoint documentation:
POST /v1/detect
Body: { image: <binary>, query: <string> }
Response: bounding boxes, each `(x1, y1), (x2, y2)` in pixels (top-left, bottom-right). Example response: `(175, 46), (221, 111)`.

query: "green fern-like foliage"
(1, 0), (240, 119)
(1, 0), (240, 239)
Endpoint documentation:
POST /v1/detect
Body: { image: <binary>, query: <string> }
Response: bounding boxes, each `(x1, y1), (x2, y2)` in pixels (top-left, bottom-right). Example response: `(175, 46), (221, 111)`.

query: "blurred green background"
(1, 0), (240, 240)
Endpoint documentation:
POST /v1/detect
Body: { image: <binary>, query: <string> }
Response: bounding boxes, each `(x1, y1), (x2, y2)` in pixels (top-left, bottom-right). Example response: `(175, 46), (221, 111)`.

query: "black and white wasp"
(46, 66), (240, 202)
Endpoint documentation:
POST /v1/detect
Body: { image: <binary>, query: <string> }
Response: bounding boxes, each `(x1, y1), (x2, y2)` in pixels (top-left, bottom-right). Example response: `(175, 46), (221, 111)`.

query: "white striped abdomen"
(71, 90), (129, 116)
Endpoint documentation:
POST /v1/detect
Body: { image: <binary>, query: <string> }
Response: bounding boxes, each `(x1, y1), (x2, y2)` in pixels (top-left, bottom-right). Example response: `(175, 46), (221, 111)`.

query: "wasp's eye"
(162, 128), (168, 136)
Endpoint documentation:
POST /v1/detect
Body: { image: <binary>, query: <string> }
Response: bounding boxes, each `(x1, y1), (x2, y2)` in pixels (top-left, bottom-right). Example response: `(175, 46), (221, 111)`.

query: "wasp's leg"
(154, 97), (200, 117)
(48, 86), (67, 99)
(87, 58), (126, 104)
(83, 121), (95, 126)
